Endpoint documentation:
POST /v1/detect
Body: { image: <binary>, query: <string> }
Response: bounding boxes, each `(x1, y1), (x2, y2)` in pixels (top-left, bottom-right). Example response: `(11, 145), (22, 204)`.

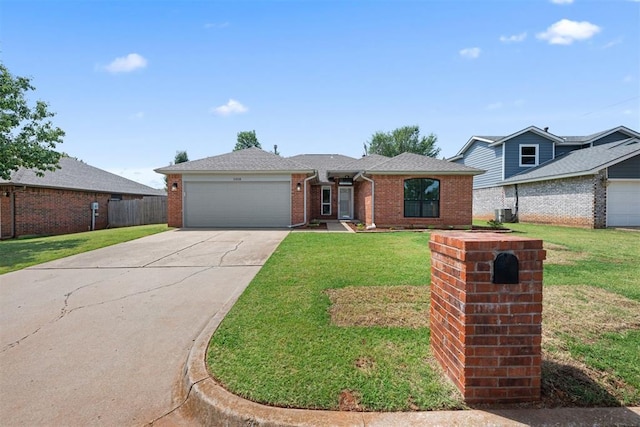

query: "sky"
(2, 0), (639, 189)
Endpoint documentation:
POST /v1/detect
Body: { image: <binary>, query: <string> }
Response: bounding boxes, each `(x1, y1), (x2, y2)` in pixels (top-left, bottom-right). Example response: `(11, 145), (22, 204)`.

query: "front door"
(338, 186), (353, 219)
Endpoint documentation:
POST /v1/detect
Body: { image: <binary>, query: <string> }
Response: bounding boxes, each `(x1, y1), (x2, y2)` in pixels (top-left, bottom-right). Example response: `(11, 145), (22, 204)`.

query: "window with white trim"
(321, 186), (331, 215)
(519, 144), (538, 167)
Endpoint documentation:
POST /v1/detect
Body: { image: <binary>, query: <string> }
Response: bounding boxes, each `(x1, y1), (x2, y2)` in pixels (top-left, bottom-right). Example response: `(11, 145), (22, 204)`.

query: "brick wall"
(372, 174), (474, 228)
(429, 232), (544, 403)
(2, 186), (143, 237)
(309, 183), (338, 221)
(166, 174), (183, 227)
(291, 173), (308, 225)
(354, 180), (372, 225)
(472, 186), (507, 220)
(473, 175), (605, 228)
(507, 176), (597, 228)
(0, 186), (12, 238)
(593, 170), (607, 229)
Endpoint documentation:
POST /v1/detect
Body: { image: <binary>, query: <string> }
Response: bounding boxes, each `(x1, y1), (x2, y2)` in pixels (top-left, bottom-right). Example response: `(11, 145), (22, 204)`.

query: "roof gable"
(155, 147), (313, 173)
(0, 157), (165, 195)
(488, 126), (564, 146)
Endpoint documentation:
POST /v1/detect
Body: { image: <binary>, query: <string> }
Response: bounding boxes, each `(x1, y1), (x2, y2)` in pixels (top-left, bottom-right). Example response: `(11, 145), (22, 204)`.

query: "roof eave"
(4, 182), (164, 196)
(502, 170), (600, 185)
(155, 169), (315, 175)
(365, 170), (485, 176)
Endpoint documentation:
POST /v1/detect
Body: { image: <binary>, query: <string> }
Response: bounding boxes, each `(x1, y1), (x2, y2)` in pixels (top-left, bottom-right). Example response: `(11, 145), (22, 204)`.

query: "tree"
(164, 150), (189, 189)
(365, 125), (440, 158)
(234, 130), (261, 151)
(0, 63), (65, 180)
(174, 150), (189, 164)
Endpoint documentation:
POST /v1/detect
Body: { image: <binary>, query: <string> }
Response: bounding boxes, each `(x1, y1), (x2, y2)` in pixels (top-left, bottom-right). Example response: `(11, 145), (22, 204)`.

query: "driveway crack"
(219, 240), (243, 266)
(1, 267), (211, 353)
(1, 269), (131, 353)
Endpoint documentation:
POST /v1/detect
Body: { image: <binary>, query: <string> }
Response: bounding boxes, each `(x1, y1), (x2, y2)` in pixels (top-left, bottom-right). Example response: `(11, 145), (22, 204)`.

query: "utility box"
(429, 232), (545, 403)
(91, 202), (99, 210)
(494, 208), (512, 223)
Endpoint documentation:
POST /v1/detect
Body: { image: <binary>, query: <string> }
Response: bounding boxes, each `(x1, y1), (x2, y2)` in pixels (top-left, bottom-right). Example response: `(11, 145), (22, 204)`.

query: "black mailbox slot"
(493, 253), (519, 284)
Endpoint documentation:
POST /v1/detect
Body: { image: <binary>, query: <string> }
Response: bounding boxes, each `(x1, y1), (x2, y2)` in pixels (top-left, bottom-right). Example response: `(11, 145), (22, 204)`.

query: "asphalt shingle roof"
(503, 139), (640, 184)
(1, 157), (165, 195)
(155, 147), (313, 173)
(366, 152), (484, 174)
(288, 154), (355, 182)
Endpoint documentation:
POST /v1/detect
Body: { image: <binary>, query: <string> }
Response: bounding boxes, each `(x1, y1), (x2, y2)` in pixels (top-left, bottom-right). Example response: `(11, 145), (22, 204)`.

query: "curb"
(178, 304), (640, 426)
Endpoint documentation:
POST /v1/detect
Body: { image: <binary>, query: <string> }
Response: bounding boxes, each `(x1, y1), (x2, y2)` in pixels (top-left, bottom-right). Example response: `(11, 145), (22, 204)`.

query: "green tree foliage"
(366, 125), (440, 158)
(174, 150), (188, 164)
(234, 130), (261, 151)
(0, 63), (65, 180)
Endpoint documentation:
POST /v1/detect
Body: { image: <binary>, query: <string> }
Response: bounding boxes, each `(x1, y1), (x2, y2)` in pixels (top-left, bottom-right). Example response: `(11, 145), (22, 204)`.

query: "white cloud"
(500, 32), (527, 43)
(459, 47), (481, 59)
(623, 75), (633, 83)
(536, 19), (601, 45)
(550, 0), (574, 4)
(622, 109), (634, 115)
(104, 53), (148, 73)
(486, 102), (503, 110)
(211, 99), (248, 116)
(602, 37), (622, 49)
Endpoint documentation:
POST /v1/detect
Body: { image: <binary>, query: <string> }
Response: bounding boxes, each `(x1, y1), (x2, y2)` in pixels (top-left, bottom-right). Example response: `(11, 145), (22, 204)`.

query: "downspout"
(354, 172), (376, 229)
(289, 172), (317, 228)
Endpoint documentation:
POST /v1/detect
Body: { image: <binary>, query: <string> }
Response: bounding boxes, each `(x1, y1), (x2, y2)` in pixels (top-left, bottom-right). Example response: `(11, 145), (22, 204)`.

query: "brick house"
(450, 126), (640, 228)
(155, 148), (483, 229)
(0, 157), (166, 238)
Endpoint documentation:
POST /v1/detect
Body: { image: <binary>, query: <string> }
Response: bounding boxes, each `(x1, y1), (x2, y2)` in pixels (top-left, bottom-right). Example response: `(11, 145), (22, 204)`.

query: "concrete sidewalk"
(162, 302), (640, 426)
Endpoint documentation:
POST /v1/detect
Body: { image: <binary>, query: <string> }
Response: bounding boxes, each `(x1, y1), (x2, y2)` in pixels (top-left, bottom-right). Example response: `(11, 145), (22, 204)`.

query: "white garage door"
(607, 180), (640, 227)
(184, 177), (291, 227)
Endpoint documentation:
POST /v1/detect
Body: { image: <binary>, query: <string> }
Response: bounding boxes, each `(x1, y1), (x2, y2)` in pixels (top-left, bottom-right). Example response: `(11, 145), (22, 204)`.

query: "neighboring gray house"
(450, 126), (640, 228)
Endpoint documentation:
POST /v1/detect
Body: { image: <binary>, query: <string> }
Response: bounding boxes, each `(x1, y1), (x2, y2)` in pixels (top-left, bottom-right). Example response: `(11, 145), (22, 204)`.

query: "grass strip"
(208, 225), (640, 410)
(0, 224), (170, 274)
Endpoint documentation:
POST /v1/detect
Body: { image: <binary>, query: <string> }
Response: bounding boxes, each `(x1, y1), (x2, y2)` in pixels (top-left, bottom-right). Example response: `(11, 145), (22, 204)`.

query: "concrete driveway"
(0, 229), (288, 426)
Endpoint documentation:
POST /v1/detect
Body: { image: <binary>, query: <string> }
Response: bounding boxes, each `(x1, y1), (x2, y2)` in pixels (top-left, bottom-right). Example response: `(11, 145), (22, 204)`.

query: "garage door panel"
(185, 180), (290, 227)
(607, 181), (640, 227)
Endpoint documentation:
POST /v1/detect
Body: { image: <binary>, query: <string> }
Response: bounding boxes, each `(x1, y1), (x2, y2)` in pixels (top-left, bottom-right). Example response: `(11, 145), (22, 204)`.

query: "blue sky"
(2, 0), (639, 189)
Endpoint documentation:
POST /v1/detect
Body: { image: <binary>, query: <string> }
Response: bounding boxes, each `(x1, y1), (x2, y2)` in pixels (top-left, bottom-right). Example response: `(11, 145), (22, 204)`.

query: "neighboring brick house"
(155, 148), (483, 229)
(450, 126), (640, 228)
(0, 157), (166, 238)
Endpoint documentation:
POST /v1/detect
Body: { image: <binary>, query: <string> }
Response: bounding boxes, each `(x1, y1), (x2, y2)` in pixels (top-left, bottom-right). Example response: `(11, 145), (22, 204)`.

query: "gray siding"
(504, 133), (555, 179)
(609, 154), (640, 179)
(555, 145), (582, 157)
(454, 140), (502, 189)
(592, 131), (631, 146)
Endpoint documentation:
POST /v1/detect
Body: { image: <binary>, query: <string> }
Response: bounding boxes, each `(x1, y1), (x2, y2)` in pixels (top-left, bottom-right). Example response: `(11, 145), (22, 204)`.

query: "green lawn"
(0, 224), (170, 274)
(208, 224), (640, 410)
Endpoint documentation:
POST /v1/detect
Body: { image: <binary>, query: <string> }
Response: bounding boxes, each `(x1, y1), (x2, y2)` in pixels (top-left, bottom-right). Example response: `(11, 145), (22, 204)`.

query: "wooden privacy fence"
(108, 196), (167, 227)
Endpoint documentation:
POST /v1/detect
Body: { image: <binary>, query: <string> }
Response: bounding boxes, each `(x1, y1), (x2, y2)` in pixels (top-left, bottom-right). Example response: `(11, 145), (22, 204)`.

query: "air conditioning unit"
(494, 208), (513, 223)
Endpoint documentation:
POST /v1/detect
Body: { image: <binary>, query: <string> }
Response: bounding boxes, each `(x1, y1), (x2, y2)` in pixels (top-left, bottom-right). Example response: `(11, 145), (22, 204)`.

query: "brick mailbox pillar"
(429, 232), (545, 403)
